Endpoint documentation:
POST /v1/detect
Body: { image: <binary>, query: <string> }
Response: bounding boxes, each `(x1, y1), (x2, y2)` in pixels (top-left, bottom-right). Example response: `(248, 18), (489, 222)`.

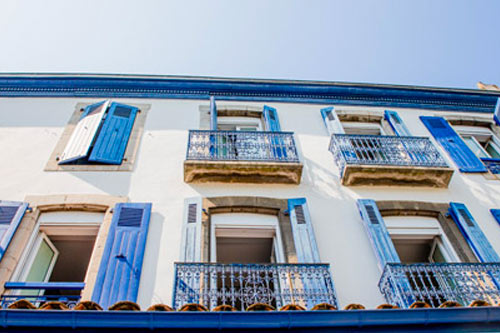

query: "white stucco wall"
(1, 97), (500, 308)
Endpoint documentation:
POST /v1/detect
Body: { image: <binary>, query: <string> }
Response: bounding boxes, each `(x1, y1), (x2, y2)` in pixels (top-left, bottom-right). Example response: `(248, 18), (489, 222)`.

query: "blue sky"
(1, 0), (499, 89)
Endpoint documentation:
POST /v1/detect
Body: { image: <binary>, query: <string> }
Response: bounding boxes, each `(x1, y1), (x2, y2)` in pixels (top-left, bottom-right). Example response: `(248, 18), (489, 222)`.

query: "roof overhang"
(0, 74), (499, 113)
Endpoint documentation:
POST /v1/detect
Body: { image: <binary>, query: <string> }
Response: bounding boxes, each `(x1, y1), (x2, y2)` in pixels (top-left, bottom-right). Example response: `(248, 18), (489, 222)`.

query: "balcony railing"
(186, 130), (300, 163)
(0, 282), (84, 309)
(173, 263), (337, 310)
(329, 135), (448, 172)
(481, 158), (500, 174)
(379, 263), (500, 308)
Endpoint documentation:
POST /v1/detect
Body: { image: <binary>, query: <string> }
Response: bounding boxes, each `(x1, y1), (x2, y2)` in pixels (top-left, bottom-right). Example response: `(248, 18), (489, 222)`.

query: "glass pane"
(431, 245), (447, 263)
(486, 141), (500, 159)
(26, 239), (55, 282)
(462, 136), (489, 158)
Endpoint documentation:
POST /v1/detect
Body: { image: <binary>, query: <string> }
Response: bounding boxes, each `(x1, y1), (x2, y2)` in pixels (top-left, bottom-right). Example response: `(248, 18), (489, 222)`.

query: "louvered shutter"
(420, 116), (487, 173)
(491, 209), (500, 226)
(59, 100), (109, 164)
(494, 98), (500, 126)
(357, 199), (400, 268)
(385, 110), (411, 136)
(449, 203), (499, 262)
(320, 106), (344, 135)
(288, 198), (320, 263)
(263, 105), (281, 132)
(0, 201), (28, 263)
(209, 96), (217, 130)
(88, 103), (138, 165)
(181, 198), (202, 262)
(92, 202), (152, 309)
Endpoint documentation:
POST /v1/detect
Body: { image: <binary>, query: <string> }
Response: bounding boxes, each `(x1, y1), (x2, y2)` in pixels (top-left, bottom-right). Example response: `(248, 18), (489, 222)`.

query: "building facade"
(0, 74), (499, 331)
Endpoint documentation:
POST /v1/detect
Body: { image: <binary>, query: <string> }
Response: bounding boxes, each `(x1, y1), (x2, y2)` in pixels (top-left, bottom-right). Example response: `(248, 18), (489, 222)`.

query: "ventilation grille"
(458, 208), (475, 227)
(327, 111), (335, 121)
(187, 204), (197, 223)
(114, 106), (132, 118)
(295, 205), (306, 224)
(117, 207), (143, 227)
(428, 118), (446, 129)
(365, 205), (379, 224)
(0, 206), (18, 225)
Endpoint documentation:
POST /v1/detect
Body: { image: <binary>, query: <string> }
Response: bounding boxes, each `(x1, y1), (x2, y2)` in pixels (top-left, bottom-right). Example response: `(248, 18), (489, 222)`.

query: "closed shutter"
(494, 98), (500, 126)
(491, 209), (500, 226)
(209, 96), (217, 130)
(88, 103), (138, 165)
(449, 202), (499, 262)
(92, 202), (152, 309)
(263, 105), (281, 132)
(288, 198), (320, 263)
(320, 106), (344, 135)
(181, 198), (202, 262)
(385, 110), (411, 136)
(59, 100), (109, 164)
(420, 116), (487, 172)
(0, 201), (28, 263)
(357, 199), (400, 268)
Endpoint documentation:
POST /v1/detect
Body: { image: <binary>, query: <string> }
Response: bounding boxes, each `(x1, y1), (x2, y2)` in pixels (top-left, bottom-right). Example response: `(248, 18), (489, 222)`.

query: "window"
(217, 116), (263, 132)
(455, 126), (500, 159)
(342, 121), (386, 135)
(45, 101), (149, 171)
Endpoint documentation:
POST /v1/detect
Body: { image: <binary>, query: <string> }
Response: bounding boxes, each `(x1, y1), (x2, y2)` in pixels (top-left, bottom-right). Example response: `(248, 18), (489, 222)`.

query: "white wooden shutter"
(180, 197), (202, 262)
(320, 106), (344, 135)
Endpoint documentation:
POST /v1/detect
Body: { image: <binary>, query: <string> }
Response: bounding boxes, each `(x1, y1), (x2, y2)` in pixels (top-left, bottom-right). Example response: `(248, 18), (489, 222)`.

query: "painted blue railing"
(186, 130), (300, 163)
(1, 282), (85, 309)
(173, 263), (337, 310)
(329, 135), (449, 174)
(481, 158), (500, 174)
(379, 263), (500, 308)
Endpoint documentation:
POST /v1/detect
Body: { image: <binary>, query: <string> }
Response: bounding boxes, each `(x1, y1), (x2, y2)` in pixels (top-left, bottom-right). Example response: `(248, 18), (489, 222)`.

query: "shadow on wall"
(137, 211), (165, 307)
(68, 172), (133, 196)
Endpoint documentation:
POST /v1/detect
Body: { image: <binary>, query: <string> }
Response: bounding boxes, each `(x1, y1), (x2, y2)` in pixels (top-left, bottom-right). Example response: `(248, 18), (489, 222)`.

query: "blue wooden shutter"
(0, 201), (28, 263)
(449, 202), (499, 262)
(181, 198), (202, 262)
(209, 96), (217, 130)
(494, 98), (500, 126)
(385, 110), (411, 136)
(357, 199), (400, 268)
(320, 106), (344, 135)
(288, 198), (320, 263)
(92, 202), (152, 309)
(263, 105), (281, 132)
(491, 209), (500, 227)
(420, 116), (487, 172)
(88, 103), (138, 165)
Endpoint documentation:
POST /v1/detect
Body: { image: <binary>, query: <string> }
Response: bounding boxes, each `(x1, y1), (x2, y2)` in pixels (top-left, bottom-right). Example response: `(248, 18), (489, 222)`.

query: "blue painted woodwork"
(449, 202), (500, 262)
(420, 116), (487, 173)
(263, 105), (281, 132)
(173, 263), (337, 310)
(287, 198), (320, 263)
(481, 157), (500, 174)
(329, 134), (448, 177)
(491, 209), (500, 226)
(209, 96), (217, 130)
(0, 75), (499, 113)
(384, 110), (411, 136)
(1, 282), (84, 308)
(320, 106), (344, 135)
(494, 98), (500, 125)
(0, 201), (28, 263)
(88, 102), (138, 164)
(186, 130), (299, 162)
(357, 199), (400, 268)
(91, 202), (152, 309)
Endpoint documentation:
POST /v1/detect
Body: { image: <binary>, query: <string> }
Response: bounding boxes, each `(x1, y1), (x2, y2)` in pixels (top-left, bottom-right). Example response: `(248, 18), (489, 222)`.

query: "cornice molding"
(0, 75), (498, 112)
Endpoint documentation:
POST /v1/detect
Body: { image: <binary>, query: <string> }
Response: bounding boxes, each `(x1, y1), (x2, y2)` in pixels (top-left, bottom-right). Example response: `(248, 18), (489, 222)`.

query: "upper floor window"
(455, 126), (500, 160)
(217, 116), (263, 132)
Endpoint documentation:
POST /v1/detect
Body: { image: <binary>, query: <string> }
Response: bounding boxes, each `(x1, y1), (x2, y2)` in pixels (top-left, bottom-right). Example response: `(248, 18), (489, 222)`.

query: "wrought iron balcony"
(0, 282), (84, 308)
(481, 158), (500, 174)
(329, 134), (453, 187)
(379, 263), (500, 308)
(184, 130), (303, 184)
(173, 263), (337, 311)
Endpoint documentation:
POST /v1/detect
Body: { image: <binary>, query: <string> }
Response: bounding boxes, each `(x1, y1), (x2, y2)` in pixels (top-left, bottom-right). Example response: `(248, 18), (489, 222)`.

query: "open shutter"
(288, 198), (320, 263)
(59, 100), (109, 164)
(263, 105), (281, 132)
(385, 110), (411, 136)
(92, 202), (152, 309)
(320, 106), (344, 135)
(0, 201), (28, 263)
(491, 209), (500, 227)
(209, 96), (217, 130)
(494, 98), (500, 126)
(88, 102), (138, 165)
(180, 198), (202, 262)
(357, 199), (400, 268)
(449, 203), (499, 262)
(420, 116), (487, 172)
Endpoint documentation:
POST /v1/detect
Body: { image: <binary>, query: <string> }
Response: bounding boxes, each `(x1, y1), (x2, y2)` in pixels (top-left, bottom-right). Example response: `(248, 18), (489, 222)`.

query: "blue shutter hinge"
(283, 209), (290, 215)
(26, 207), (33, 213)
